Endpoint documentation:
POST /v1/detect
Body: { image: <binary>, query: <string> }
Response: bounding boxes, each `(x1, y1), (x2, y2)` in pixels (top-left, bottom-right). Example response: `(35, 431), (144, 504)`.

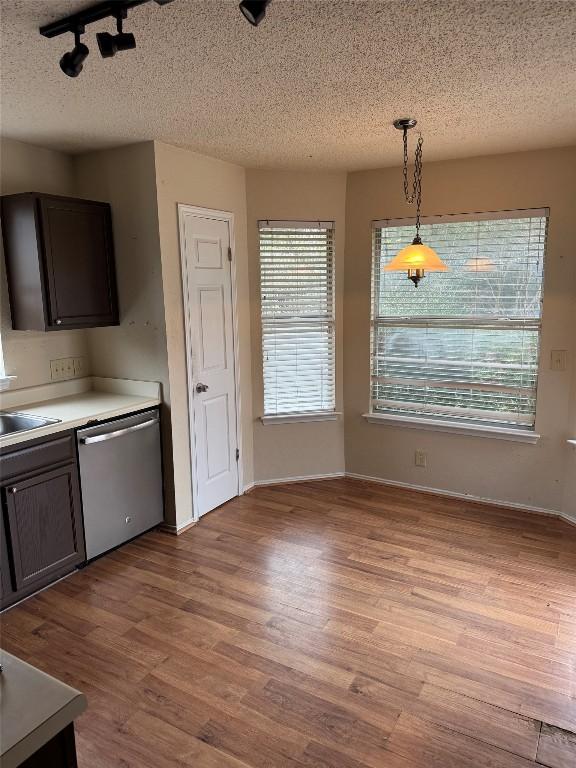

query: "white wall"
(0, 138), (90, 387)
(344, 146), (576, 520)
(246, 169), (347, 483)
(153, 141), (254, 529)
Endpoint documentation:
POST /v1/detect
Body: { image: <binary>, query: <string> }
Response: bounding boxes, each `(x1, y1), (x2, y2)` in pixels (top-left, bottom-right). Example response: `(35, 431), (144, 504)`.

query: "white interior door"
(180, 209), (239, 517)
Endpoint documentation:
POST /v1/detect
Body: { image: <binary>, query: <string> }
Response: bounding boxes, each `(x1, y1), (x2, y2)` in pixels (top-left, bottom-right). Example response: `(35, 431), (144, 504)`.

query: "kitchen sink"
(0, 412), (61, 436)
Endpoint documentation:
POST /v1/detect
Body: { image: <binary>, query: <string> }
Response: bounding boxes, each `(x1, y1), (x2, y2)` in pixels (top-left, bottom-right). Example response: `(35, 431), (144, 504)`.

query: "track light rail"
(39, 0), (172, 39)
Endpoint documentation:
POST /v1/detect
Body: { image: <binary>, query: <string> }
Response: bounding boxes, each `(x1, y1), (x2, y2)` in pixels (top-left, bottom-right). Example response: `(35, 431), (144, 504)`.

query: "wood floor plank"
(386, 712), (539, 767)
(409, 683), (541, 759)
(536, 723), (576, 768)
(241, 678), (391, 766)
(408, 652), (576, 732)
(1, 477), (575, 768)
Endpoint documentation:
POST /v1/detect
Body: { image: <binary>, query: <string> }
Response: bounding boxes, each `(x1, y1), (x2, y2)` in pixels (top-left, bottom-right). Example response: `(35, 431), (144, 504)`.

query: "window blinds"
(371, 211), (547, 428)
(259, 221), (335, 415)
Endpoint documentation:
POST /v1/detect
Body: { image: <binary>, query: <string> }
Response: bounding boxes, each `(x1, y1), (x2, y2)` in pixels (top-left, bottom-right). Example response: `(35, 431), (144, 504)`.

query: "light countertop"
(0, 651), (87, 768)
(0, 377), (161, 449)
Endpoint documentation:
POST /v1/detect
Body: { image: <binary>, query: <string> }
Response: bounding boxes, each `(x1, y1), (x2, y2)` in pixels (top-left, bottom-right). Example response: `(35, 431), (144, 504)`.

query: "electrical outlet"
(415, 450), (427, 468)
(50, 357), (77, 381)
(63, 358), (75, 378)
(550, 350), (567, 372)
(50, 359), (65, 381)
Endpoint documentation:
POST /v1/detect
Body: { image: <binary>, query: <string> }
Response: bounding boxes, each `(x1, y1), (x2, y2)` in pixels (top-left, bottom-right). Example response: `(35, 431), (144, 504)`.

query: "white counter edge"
(0, 396), (160, 449)
(0, 652), (87, 768)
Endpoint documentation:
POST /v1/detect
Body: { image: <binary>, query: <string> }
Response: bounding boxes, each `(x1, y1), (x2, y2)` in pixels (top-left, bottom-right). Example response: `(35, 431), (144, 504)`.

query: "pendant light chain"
(389, 116), (448, 286)
(402, 128), (424, 241)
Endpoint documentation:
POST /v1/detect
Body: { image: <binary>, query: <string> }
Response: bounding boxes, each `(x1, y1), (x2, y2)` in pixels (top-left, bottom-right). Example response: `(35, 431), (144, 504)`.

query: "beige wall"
(3, 136), (574, 525)
(153, 141), (254, 528)
(246, 169), (347, 483)
(0, 138), (90, 387)
(73, 142), (175, 518)
(563, 357), (576, 519)
(344, 146), (576, 519)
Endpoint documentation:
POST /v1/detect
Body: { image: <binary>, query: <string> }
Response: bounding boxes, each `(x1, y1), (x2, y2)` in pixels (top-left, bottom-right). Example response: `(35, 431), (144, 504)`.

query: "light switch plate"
(550, 350), (568, 372)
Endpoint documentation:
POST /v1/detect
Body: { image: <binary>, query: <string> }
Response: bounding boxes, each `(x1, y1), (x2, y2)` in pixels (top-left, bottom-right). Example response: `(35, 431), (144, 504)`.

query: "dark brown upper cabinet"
(1, 192), (119, 331)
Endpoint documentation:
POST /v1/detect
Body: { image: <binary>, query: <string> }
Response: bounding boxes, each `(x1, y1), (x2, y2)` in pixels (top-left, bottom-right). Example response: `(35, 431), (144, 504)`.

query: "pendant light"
(384, 118), (448, 287)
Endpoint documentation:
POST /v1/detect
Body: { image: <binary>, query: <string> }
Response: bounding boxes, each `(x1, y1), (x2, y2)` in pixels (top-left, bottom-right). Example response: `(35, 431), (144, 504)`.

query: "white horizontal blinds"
(371, 212), (547, 427)
(259, 222), (335, 415)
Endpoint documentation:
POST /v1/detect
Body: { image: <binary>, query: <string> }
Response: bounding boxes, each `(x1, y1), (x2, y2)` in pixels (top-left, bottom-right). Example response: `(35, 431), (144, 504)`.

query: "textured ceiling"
(1, 0), (576, 170)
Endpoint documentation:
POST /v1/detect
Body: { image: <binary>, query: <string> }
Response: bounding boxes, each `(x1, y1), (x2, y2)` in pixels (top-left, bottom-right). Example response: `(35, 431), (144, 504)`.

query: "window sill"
(261, 411), (341, 425)
(0, 376), (17, 392)
(362, 412), (540, 444)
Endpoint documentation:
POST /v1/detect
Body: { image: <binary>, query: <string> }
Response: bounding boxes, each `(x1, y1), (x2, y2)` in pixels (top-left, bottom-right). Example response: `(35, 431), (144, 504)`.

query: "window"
(259, 221), (335, 417)
(370, 209), (548, 431)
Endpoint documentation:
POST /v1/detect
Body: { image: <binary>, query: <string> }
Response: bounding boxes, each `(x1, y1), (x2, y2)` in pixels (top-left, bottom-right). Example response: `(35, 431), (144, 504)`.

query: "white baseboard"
(243, 469), (576, 528)
(252, 471), (346, 488)
(171, 473), (575, 531)
(345, 472), (576, 526)
(160, 517), (196, 535)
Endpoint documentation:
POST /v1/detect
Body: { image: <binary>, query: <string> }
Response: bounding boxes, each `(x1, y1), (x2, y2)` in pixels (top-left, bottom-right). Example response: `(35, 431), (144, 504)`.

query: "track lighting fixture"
(43, 0), (270, 77)
(40, 0), (175, 76)
(239, 0), (271, 27)
(97, 10), (136, 58)
(60, 28), (90, 78)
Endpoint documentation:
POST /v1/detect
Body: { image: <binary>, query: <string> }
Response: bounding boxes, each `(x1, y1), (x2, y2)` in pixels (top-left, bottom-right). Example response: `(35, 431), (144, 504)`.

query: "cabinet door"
(4, 464), (85, 592)
(0, 508), (15, 609)
(39, 196), (118, 329)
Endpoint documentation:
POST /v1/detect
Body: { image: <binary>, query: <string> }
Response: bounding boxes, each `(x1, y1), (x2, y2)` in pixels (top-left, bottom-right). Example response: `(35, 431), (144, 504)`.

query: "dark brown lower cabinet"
(0, 509), (13, 605)
(0, 431), (86, 611)
(19, 724), (79, 768)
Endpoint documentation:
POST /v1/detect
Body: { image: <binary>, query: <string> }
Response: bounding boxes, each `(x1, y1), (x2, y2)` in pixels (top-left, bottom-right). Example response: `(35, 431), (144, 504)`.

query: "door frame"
(178, 204), (243, 522)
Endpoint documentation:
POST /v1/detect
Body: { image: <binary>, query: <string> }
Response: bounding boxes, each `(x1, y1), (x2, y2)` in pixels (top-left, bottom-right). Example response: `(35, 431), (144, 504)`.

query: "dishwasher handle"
(79, 417), (159, 445)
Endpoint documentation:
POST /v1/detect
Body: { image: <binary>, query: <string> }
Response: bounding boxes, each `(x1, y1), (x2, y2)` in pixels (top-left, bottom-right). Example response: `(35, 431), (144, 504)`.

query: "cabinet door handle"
(9, 487), (17, 494)
(55, 319), (62, 325)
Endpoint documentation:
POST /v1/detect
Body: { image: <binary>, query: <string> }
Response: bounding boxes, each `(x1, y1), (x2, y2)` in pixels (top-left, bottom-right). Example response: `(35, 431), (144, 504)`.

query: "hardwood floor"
(2, 477), (576, 768)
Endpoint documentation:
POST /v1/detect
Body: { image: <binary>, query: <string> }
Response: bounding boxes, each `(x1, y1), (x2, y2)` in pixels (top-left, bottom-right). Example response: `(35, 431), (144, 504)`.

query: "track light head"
(97, 9), (136, 59)
(97, 30), (136, 58)
(239, 0), (271, 27)
(59, 29), (89, 77)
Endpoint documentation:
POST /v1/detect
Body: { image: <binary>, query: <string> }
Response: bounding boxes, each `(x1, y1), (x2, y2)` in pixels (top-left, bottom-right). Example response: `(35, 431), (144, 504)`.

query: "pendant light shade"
(385, 236), (448, 286)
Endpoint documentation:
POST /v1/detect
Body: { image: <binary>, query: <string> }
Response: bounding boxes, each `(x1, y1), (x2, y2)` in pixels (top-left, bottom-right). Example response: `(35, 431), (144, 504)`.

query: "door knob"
(195, 383), (209, 393)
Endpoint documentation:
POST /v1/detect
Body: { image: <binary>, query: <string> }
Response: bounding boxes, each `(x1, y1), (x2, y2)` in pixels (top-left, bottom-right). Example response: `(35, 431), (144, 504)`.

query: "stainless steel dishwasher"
(77, 408), (164, 560)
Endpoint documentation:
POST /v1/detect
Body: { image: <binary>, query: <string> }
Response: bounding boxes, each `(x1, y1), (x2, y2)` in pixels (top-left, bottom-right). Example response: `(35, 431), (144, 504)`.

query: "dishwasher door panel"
(77, 409), (163, 560)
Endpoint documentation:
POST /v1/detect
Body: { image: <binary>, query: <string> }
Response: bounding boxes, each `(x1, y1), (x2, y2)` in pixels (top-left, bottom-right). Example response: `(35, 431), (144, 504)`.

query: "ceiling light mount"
(393, 118), (418, 131)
